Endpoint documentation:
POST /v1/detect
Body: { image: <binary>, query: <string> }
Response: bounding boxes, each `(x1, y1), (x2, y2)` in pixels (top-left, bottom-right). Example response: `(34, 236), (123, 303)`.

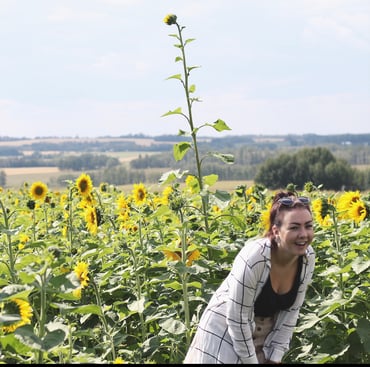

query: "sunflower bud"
(163, 14), (177, 25)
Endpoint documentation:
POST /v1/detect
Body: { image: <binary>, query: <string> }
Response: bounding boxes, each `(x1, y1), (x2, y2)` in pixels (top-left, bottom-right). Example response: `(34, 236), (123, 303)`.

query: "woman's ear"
(272, 224), (279, 237)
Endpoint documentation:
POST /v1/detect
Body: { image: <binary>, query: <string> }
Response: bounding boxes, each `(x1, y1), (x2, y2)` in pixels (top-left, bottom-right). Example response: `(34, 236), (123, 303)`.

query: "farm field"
(3, 165), (252, 193)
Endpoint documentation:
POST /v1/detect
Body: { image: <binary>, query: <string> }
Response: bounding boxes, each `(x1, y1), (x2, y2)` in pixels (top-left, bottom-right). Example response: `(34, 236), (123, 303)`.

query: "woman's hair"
(264, 191), (312, 245)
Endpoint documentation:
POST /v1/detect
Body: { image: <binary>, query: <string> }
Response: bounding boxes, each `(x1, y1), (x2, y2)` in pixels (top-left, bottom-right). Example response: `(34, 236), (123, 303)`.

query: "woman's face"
(273, 207), (314, 256)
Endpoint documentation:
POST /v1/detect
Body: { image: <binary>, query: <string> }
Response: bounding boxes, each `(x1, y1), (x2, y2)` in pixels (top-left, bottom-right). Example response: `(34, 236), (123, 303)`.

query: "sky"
(0, 0), (369, 139)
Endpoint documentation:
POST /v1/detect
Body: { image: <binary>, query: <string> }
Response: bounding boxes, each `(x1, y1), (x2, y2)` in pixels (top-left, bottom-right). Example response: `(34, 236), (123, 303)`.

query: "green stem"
(179, 209), (191, 347)
(67, 188), (74, 260)
(36, 268), (49, 364)
(0, 199), (16, 283)
(91, 278), (116, 361)
(176, 23), (209, 233)
(129, 223), (147, 342)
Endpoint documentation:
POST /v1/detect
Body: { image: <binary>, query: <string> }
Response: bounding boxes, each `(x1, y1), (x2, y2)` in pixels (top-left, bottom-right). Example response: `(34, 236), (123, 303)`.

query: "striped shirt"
(184, 237), (315, 364)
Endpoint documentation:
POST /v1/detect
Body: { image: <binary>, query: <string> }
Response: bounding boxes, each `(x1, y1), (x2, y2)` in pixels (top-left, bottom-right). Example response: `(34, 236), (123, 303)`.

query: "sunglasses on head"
(278, 196), (310, 207)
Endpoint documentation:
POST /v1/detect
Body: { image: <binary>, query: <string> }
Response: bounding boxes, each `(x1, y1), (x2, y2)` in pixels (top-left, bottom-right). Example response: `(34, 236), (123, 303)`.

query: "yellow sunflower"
(162, 241), (201, 267)
(132, 183), (147, 206)
(347, 200), (367, 224)
(29, 181), (48, 201)
(1, 298), (33, 333)
(185, 175), (199, 194)
(79, 194), (97, 209)
(76, 173), (93, 198)
(161, 186), (173, 206)
(336, 190), (361, 219)
(186, 249), (201, 266)
(312, 198), (333, 227)
(84, 206), (98, 235)
(163, 14), (177, 25)
(259, 201), (272, 233)
(113, 357), (125, 364)
(73, 261), (89, 298)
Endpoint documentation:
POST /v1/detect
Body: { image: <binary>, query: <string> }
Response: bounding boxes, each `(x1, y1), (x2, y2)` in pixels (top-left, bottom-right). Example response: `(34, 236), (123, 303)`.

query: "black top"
(254, 256), (303, 317)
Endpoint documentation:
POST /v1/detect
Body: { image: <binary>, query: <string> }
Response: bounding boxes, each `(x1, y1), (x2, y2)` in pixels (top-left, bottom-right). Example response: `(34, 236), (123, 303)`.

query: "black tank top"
(254, 256), (303, 317)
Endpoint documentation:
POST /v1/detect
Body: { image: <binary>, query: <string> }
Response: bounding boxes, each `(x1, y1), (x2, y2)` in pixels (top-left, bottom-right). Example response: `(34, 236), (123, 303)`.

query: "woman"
(184, 191), (315, 364)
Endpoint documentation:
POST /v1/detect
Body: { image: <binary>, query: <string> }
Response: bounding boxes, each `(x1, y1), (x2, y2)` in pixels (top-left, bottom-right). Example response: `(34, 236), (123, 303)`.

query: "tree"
(254, 147), (362, 190)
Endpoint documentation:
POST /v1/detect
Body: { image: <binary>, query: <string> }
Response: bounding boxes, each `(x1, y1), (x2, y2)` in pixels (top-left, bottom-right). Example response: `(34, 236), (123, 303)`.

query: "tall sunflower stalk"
(162, 14), (234, 234)
(0, 199), (17, 283)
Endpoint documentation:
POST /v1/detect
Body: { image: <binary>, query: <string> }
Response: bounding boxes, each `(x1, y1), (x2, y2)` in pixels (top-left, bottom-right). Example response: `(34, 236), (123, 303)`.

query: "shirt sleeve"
(225, 242), (268, 364)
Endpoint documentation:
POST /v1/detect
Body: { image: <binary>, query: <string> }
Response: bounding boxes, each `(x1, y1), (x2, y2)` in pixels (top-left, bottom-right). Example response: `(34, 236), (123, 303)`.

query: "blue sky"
(0, 0), (369, 138)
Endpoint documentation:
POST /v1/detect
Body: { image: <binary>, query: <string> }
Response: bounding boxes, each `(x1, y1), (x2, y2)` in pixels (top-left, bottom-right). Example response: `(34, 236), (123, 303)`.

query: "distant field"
(0, 137), (165, 147)
(3, 167), (75, 190)
(3, 164), (252, 193)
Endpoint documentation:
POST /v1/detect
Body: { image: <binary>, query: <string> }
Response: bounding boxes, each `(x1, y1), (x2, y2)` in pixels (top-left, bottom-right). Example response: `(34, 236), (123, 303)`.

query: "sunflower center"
(80, 180), (88, 192)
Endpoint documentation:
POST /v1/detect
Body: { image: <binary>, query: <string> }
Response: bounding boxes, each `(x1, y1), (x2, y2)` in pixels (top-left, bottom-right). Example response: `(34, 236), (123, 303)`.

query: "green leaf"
(14, 325), (42, 350)
(178, 129), (188, 136)
(357, 318), (370, 352)
(203, 174), (218, 187)
(164, 280), (182, 290)
(351, 257), (370, 274)
(173, 142), (192, 161)
(41, 329), (66, 351)
(0, 285), (32, 302)
(188, 84), (196, 93)
(158, 169), (187, 185)
(71, 304), (102, 316)
(52, 303), (102, 316)
(187, 65), (200, 73)
(128, 297), (145, 314)
(209, 119), (232, 132)
(209, 152), (235, 164)
(184, 38), (196, 46)
(49, 272), (80, 292)
(166, 74), (182, 81)
(214, 190), (231, 202)
(159, 318), (186, 335)
(161, 107), (182, 117)
(187, 281), (202, 289)
(295, 313), (322, 332)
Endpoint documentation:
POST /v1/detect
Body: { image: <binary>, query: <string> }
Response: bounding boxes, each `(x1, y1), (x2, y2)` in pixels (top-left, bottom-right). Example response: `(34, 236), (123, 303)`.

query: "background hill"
(0, 133), (369, 190)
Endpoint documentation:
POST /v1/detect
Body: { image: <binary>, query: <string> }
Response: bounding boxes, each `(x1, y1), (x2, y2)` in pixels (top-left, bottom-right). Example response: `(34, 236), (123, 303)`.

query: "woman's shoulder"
(238, 237), (272, 264)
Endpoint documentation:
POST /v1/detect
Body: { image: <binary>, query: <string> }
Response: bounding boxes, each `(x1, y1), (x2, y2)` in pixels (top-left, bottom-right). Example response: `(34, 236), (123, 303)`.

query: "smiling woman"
(184, 190), (315, 364)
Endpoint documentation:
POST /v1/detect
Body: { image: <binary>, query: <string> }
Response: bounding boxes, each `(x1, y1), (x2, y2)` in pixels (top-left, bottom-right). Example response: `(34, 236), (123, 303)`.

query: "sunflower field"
(0, 176), (369, 364)
(1, 14), (370, 364)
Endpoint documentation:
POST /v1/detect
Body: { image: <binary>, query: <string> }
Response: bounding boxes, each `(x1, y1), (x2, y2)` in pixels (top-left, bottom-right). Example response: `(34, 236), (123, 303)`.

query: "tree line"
(1, 136), (370, 190)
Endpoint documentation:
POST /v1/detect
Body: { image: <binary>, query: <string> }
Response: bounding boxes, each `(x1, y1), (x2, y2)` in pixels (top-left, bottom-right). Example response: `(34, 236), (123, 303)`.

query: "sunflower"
(162, 250), (181, 262)
(185, 175), (199, 194)
(347, 200), (367, 224)
(259, 201), (272, 233)
(18, 234), (30, 250)
(73, 261), (89, 297)
(312, 198), (333, 227)
(113, 357), (125, 364)
(336, 190), (361, 220)
(186, 249), (201, 266)
(160, 186), (173, 206)
(84, 206), (98, 235)
(132, 183), (147, 206)
(76, 173), (93, 198)
(79, 194), (97, 209)
(1, 298), (33, 333)
(29, 181), (48, 201)
(163, 14), (177, 25)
